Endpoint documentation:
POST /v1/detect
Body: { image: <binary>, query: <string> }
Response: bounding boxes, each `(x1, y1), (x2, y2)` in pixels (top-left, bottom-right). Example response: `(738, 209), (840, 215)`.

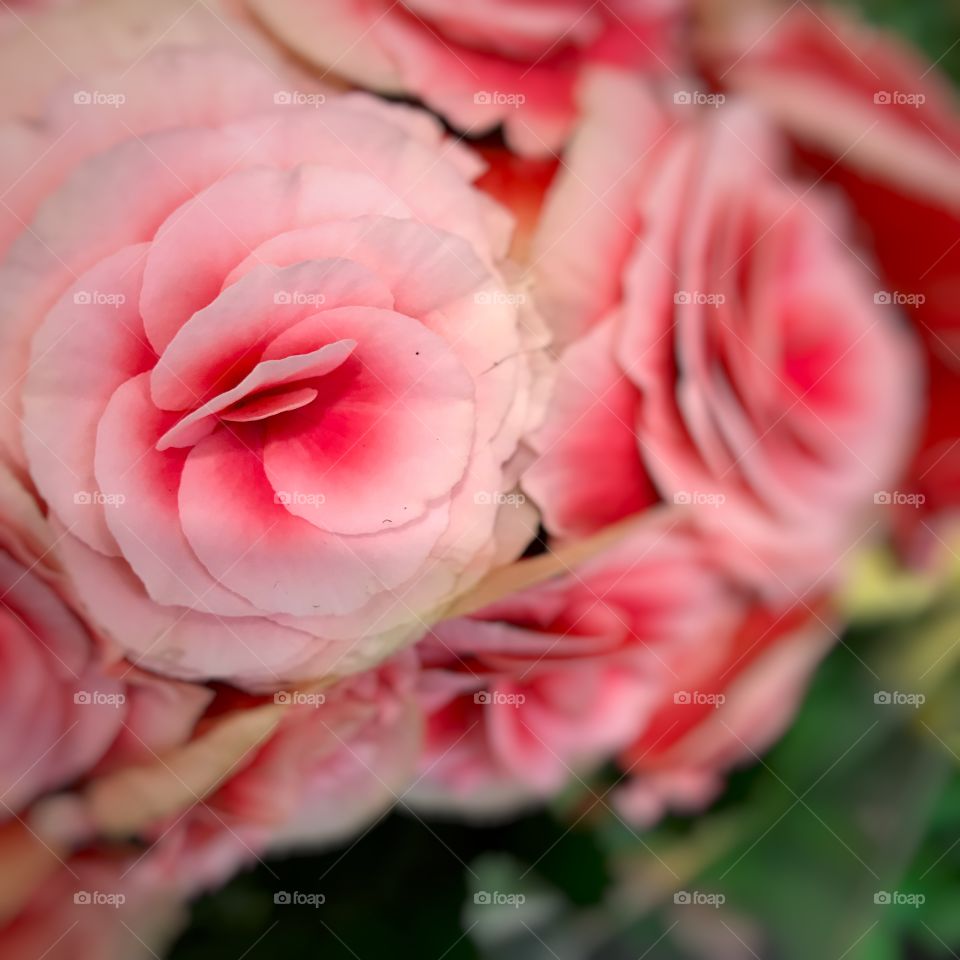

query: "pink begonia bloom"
(244, 0), (686, 155)
(410, 513), (830, 816)
(0, 49), (546, 690)
(0, 461), (212, 818)
(523, 72), (921, 593)
(698, 1), (960, 559)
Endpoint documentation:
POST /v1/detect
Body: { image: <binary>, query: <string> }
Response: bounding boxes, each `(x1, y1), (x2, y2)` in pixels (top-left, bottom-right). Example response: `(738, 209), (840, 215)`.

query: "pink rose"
(1, 50), (544, 690)
(410, 512), (829, 816)
(523, 73), (920, 592)
(244, 0), (685, 155)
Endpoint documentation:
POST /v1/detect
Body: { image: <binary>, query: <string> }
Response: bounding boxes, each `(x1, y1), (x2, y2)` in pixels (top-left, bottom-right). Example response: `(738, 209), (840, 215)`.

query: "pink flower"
(698, 2), (960, 557)
(1, 50), (544, 690)
(615, 599), (829, 824)
(207, 654), (422, 850)
(0, 461), (212, 819)
(523, 73), (920, 592)
(0, 845), (187, 960)
(410, 512), (829, 816)
(245, 0), (685, 155)
(0, 467), (125, 817)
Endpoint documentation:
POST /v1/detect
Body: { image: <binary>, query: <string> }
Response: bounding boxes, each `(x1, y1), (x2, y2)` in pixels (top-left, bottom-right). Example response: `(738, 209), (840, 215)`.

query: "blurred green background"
(170, 5), (960, 958)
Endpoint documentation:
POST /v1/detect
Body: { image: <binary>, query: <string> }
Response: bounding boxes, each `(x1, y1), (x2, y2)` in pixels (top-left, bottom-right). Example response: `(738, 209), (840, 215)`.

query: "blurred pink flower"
(523, 72), (921, 593)
(245, 0), (685, 155)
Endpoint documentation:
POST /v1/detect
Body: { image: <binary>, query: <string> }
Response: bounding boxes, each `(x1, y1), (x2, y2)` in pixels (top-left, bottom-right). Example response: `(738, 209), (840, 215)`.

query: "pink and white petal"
(524, 317), (656, 538)
(157, 340), (357, 451)
(23, 244), (154, 555)
(152, 258), (394, 411)
(261, 306), (475, 535)
(138, 164), (412, 354)
(54, 526), (339, 691)
(178, 428), (450, 618)
(94, 374), (262, 618)
(0, 127), (241, 470)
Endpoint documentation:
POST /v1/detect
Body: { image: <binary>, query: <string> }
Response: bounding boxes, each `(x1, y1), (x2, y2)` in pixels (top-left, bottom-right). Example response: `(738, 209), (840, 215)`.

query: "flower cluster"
(0, 0), (952, 956)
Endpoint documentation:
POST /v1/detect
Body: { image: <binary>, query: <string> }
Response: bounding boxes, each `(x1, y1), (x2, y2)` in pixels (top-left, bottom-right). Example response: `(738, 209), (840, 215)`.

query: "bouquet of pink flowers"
(0, 0), (956, 956)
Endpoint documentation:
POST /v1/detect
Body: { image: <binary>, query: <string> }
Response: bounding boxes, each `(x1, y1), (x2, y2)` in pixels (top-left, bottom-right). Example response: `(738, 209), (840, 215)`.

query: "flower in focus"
(1, 50), (545, 690)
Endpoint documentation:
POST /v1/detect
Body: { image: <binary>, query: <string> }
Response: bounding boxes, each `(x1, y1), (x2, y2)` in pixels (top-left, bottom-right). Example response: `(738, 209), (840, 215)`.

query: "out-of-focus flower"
(696, 0), (960, 561)
(410, 512), (830, 817)
(523, 72), (920, 593)
(243, 0), (686, 155)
